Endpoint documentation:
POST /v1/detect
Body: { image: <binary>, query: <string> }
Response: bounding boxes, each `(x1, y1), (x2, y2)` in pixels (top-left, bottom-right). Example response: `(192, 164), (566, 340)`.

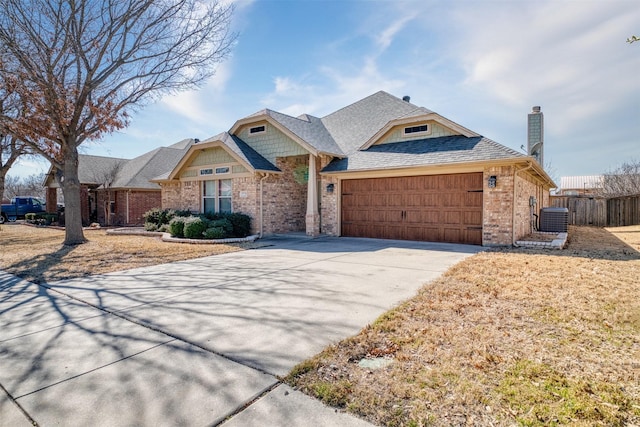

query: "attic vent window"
(249, 125), (266, 134)
(215, 166), (230, 174)
(404, 124), (429, 135)
(200, 168), (213, 176)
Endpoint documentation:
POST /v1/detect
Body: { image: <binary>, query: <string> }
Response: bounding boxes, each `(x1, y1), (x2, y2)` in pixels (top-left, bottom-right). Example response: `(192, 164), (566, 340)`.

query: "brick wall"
(261, 155), (308, 234)
(128, 191), (161, 226)
(482, 166), (515, 246)
(319, 155), (339, 235)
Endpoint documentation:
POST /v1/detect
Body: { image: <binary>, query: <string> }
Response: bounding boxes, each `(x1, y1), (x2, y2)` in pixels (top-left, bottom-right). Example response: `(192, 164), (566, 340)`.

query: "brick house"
(44, 139), (194, 226)
(156, 91), (555, 246)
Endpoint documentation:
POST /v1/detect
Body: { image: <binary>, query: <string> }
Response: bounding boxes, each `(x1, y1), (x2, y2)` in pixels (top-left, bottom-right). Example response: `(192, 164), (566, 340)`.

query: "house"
(156, 91), (555, 246)
(44, 139), (195, 226)
(555, 175), (603, 196)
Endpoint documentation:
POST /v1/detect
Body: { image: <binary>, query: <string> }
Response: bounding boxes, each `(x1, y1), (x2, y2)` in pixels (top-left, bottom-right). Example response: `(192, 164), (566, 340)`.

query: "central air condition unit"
(539, 207), (568, 233)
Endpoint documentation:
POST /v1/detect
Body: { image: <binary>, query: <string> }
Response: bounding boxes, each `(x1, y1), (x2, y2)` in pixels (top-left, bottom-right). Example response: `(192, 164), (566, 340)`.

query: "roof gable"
(166, 132), (279, 181)
(229, 109), (343, 157)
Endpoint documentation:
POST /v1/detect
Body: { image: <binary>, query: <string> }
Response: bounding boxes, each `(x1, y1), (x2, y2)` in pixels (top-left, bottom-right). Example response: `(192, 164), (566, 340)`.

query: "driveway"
(0, 236), (481, 426)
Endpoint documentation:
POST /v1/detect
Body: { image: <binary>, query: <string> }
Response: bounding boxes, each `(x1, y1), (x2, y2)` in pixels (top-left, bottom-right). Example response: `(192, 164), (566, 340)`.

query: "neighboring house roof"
(322, 135), (525, 173)
(76, 155), (128, 186)
(560, 175), (603, 190)
(111, 145), (192, 189)
(44, 139), (196, 190)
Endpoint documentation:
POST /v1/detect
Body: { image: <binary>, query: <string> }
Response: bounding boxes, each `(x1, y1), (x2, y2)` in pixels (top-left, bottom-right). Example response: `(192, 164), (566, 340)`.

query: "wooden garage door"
(341, 173), (483, 245)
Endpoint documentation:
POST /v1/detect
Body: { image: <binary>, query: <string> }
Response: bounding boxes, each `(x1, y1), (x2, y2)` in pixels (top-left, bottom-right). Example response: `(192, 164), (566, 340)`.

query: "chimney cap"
(402, 95), (411, 102)
(532, 106), (541, 113)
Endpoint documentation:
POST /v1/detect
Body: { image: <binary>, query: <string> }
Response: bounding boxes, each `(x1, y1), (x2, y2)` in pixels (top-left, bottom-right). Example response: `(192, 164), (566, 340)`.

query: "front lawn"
(286, 226), (640, 426)
(0, 224), (257, 284)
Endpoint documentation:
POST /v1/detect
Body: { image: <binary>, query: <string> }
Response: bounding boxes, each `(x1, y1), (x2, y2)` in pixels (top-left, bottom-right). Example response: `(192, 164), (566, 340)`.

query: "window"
(203, 179), (232, 214)
(215, 166), (230, 175)
(200, 168), (213, 176)
(249, 125), (266, 134)
(403, 124), (428, 135)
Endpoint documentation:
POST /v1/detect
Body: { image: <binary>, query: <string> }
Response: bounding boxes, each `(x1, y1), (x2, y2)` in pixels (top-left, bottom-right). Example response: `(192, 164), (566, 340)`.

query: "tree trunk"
(60, 145), (86, 245)
(0, 172), (5, 221)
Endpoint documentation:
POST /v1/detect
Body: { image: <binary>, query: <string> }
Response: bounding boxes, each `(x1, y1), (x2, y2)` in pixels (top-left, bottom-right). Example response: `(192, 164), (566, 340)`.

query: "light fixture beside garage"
(326, 183), (335, 193)
(488, 175), (497, 188)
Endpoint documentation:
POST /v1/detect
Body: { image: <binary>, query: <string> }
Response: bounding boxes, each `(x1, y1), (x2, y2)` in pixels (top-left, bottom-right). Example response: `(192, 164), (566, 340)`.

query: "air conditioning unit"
(539, 207), (568, 233)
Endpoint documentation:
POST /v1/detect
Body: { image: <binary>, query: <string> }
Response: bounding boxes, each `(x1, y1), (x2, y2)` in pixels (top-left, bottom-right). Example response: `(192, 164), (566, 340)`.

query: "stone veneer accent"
(319, 155), (339, 236)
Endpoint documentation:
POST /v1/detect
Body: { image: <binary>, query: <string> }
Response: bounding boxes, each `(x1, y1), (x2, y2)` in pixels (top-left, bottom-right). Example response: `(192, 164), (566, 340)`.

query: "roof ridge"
(321, 90), (391, 120)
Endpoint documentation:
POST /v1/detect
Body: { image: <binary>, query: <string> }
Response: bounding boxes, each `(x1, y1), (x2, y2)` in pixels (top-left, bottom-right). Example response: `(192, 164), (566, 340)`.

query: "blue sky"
(12, 0), (640, 184)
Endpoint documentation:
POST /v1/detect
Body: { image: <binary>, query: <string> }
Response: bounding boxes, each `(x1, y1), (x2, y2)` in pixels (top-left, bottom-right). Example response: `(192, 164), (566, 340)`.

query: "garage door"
(341, 173), (483, 245)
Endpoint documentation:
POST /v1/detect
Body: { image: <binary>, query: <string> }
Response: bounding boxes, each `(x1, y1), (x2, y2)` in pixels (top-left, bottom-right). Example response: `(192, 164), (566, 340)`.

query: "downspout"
(259, 173), (268, 238)
(512, 162), (533, 246)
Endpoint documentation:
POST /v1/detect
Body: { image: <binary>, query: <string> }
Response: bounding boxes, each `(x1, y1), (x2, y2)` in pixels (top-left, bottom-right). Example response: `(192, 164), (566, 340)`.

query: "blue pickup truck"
(0, 197), (46, 223)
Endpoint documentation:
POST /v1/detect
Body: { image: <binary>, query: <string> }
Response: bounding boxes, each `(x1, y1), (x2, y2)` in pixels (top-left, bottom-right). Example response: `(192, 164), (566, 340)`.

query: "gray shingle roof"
(322, 135), (525, 173)
(262, 109), (344, 156)
(321, 91), (432, 156)
(76, 155), (129, 186)
(112, 145), (192, 189)
(200, 132), (280, 172)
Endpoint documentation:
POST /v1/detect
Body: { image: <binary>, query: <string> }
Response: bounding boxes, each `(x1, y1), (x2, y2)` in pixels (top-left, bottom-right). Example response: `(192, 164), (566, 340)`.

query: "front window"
(203, 179), (232, 214)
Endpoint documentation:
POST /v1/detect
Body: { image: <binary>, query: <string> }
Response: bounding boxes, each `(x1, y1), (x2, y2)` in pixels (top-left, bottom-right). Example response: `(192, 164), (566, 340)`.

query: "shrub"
(183, 216), (208, 239)
(226, 213), (252, 237)
(144, 222), (157, 232)
(169, 217), (186, 238)
(203, 227), (227, 239)
(25, 213), (36, 222)
(143, 208), (178, 228)
(209, 218), (233, 236)
(25, 212), (58, 226)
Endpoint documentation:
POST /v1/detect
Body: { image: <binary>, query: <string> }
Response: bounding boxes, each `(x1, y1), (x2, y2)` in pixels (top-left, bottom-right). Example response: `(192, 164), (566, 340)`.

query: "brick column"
(305, 154), (320, 236)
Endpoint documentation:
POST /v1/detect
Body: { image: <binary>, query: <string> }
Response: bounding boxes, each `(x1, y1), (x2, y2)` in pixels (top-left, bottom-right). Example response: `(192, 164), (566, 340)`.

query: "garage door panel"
(341, 173), (483, 245)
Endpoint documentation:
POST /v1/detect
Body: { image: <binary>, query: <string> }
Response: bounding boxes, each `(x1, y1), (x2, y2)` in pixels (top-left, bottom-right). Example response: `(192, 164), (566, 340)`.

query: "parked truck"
(0, 197), (46, 223)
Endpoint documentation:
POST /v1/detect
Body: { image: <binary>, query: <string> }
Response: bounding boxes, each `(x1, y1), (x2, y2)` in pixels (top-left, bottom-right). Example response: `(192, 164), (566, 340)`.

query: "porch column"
(306, 154), (320, 236)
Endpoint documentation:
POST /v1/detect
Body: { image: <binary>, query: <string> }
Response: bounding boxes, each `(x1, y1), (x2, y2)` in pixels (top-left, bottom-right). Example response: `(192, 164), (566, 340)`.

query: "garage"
(341, 173), (483, 245)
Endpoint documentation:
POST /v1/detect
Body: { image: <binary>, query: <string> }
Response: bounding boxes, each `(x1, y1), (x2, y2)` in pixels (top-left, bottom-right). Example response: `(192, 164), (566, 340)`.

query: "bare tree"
(0, 0), (236, 244)
(599, 160), (640, 197)
(91, 161), (123, 226)
(3, 173), (46, 200)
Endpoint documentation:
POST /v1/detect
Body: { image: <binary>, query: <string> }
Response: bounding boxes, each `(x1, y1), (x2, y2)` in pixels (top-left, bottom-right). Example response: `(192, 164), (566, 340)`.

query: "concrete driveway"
(0, 236), (480, 426)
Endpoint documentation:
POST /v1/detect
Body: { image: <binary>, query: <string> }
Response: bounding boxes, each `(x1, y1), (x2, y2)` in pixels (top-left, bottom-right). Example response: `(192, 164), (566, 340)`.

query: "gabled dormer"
(358, 111), (480, 150)
(229, 109), (343, 164)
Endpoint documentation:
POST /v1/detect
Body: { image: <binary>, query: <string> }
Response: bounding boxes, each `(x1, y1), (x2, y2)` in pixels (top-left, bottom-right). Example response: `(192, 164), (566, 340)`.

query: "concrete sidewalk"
(1, 236), (480, 426)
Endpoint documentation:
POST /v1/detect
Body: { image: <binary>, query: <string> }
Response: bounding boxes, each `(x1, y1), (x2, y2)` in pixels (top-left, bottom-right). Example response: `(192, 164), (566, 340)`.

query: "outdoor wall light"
(326, 183), (335, 193)
(488, 175), (497, 188)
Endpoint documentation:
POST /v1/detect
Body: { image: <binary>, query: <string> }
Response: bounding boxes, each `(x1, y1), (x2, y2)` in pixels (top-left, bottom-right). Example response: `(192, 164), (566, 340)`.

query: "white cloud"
(375, 13), (415, 51)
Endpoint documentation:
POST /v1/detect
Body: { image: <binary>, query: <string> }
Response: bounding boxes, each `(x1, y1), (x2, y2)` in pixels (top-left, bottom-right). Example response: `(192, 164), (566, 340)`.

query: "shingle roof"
(262, 109), (344, 156)
(321, 91), (432, 155)
(199, 132), (280, 172)
(322, 135), (525, 173)
(76, 155), (129, 185)
(112, 145), (192, 189)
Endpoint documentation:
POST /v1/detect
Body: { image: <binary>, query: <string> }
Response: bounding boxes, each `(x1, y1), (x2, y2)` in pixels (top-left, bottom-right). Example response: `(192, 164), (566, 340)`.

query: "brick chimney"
(528, 106), (544, 167)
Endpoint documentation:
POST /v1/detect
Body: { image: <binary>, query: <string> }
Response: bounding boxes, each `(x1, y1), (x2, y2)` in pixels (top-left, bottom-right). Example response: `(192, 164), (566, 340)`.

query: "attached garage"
(341, 173), (483, 245)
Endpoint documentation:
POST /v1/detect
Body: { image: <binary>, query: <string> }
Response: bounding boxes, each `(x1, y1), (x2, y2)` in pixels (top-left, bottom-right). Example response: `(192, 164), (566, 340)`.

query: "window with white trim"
(203, 179), (232, 214)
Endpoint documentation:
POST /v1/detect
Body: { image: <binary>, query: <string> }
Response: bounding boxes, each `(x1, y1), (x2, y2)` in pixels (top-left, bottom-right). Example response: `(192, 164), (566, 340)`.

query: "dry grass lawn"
(0, 224), (255, 284)
(1, 223), (638, 426)
(286, 225), (640, 426)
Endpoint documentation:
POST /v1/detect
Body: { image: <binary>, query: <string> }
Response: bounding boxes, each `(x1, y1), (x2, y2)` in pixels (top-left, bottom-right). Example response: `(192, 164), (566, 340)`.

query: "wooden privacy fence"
(551, 194), (640, 227)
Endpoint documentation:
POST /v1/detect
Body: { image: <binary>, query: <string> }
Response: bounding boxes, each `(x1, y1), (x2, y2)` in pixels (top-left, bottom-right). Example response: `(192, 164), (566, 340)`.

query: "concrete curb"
(515, 232), (568, 249)
(105, 227), (260, 244)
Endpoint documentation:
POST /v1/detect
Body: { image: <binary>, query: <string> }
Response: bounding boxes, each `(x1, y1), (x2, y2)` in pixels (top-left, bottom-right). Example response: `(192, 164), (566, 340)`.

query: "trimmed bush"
(25, 212), (58, 226)
(225, 213), (252, 237)
(169, 217), (186, 238)
(203, 227), (227, 239)
(209, 218), (233, 237)
(183, 216), (208, 239)
(144, 222), (158, 232)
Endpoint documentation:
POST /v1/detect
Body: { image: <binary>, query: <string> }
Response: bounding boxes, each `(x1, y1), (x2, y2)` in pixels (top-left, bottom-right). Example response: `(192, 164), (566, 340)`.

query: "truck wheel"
(0, 214), (6, 224)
